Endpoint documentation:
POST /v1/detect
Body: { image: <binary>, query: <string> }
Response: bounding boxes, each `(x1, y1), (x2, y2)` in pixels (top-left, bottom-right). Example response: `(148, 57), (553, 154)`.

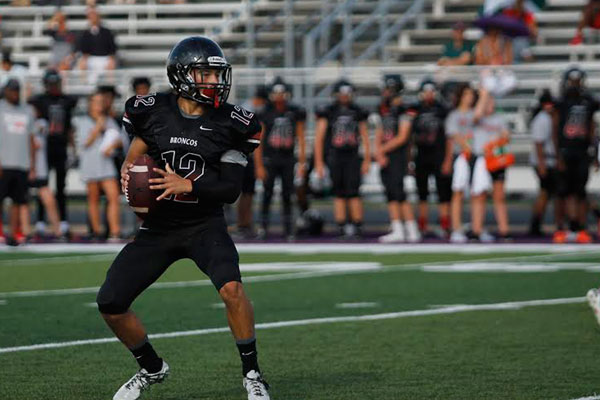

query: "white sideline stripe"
(422, 262), (600, 273)
(570, 396), (600, 400)
(0, 300), (6, 305)
(0, 263), (381, 298)
(6, 243), (600, 254)
(335, 302), (379, 309)
(0, 296), (584, 354)
(129, 165), (148, 173)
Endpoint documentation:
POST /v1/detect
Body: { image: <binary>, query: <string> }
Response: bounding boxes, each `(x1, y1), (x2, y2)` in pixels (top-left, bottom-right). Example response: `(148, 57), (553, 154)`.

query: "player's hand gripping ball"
(124, 155), (161, 219)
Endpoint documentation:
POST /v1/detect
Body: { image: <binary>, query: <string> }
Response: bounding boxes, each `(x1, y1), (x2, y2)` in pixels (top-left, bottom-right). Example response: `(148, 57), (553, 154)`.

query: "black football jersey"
(29, 93), (78, 147)
(378, 102), (406, 155)
(316, 102), (369, 154)
(557, 93), (599, 151)
(406, 101), (448, 149)
(258, 103), (306, 157)
(123, 91), (261, 228)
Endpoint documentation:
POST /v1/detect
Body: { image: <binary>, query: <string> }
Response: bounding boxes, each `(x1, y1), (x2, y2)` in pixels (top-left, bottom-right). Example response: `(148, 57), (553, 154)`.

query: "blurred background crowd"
(2, 0), (600, 245)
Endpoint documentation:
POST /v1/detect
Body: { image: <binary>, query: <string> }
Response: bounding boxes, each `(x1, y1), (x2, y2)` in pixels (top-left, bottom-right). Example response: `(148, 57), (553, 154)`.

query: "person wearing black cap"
(0, 79), (36, 244)
(254, 78), (306, 240)
(29, 69), (77, 236)
(375, 74), (420, 243)
(131, 76), (152, 96)
(405, 78), (452, 237)
(553, 67), (599, 243)
(529, 90), (562, 237)
(314, 79), (370, 239)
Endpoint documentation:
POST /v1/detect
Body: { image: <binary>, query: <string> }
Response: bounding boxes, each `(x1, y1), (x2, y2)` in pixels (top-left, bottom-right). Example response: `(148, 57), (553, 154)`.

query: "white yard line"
(0, 296), (585, 354)
(335, 302), (379, 309)
(421, 262), (600, 273)
(5, 242), (600, 255)
(569, 396), (600, 400)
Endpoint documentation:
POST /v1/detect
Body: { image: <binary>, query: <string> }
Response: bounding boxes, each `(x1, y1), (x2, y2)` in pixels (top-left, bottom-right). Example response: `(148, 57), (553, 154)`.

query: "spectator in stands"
(553, 67), (598, 243)
(29, 69), (77, 236)
(77, 6), (117, 83)
(314, 79), (370, 239)
(404, 79), (452, 237)
(438, 22), (473, 66)
(447, 83), (476, 243)
(30, 114), (63, 239)
(0, 50), (29, 97)
(469, 88), (512, 241)
(131, 76), (152, 96)
(501, 0), (537, 62)
(0, 79), (35, 244)
(254, 78), (306, 240)
(570, 0), (600, 45)
(474, 28), (513, 65)
(46, 10), (76, 71)
(375, 74), (420, 243)
(73, 92), (121, 241)
(529, 90), (563, 237)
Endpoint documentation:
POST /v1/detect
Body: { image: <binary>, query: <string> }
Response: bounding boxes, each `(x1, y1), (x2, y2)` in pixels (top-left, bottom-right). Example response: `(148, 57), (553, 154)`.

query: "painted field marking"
(569, 395), (600, 400)
(0, 299), (6, 305)
(0, 262), (381, 299)
(0, 296), (585, 354)
(335, 302), (379, 309)
(421, 262), (600, 273)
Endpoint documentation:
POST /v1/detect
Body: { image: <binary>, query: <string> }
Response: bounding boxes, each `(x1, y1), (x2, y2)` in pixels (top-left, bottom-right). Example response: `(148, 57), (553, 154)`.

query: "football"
(125, 154), (162, 219)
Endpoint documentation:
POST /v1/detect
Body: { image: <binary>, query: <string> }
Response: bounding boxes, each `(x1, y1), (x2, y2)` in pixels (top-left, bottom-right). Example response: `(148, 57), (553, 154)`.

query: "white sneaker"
(405, 221), (421, 243)
(113, 361), (169, 400)
(243, 370), (270, 400)
(450, 230), (467, 243)
(480, 230), (495, 243)
(587, 288), (600, 326)
(378, 230), (405, 243)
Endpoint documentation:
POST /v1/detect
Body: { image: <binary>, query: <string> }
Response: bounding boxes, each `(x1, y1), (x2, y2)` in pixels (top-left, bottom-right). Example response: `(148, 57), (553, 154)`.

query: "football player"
(374, 74), (420, 243)
(254, 77), (306, 240)
(405, 79), (452, 237)
(553, 67), (599, 243)
(314, 79), (370, 238)
(96, 37), (270, 400)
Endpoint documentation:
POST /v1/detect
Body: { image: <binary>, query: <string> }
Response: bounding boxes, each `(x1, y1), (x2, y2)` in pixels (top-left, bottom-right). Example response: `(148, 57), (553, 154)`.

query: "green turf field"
(1, 248), (599, 400)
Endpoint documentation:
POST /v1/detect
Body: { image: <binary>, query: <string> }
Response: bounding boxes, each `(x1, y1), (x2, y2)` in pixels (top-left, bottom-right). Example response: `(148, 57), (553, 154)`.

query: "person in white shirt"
(74, 92), (121, 240)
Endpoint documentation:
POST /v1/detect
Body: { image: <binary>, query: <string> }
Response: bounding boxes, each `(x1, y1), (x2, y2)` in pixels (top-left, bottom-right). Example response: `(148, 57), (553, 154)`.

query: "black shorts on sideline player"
(329, 152), (361, 198)
(0, 169), (29, 205)
(380, 152), (407, 202)
(415, 152), (451, 203)
(535, 167), (558, 196)
(97, 216), (241, 314)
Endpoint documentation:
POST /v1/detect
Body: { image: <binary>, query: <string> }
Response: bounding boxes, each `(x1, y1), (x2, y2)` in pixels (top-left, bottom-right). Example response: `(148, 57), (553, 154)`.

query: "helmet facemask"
(172, 62), (231, 108)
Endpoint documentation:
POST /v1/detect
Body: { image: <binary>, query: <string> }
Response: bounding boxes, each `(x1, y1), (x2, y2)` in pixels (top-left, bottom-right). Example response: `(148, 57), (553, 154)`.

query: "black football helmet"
(562, 66), (586, 96)
(333, 79), (355, 96)
(382, 74), (404, 94)
(166, 36), (231, 108)
(270, 77), (292, 95)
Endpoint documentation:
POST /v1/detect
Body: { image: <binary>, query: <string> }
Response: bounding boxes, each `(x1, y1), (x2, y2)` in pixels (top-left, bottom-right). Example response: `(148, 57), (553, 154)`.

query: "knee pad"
(96, 286), (130, 315)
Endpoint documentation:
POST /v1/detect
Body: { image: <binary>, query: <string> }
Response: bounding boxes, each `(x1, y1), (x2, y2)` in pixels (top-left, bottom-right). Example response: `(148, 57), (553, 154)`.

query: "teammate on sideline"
(96, 37), (270, 400)
(314, 79), (371, 239)
(374, 74), (420, 243)
(254, 77), (306, 240)
(404, 79), (452, 237)
(553, 67), (598, 244)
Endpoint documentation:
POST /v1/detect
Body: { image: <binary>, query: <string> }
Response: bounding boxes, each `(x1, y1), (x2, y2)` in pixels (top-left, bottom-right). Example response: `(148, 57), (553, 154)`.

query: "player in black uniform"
(254, 78), (306, 240)
(375, 74), (421, 243)
(96, 37), (270, 400)
(314, 79), (370, 238)
(405, 79), (452, 237)
(29, 69), (77, 236)
(553, 67), (599, 243)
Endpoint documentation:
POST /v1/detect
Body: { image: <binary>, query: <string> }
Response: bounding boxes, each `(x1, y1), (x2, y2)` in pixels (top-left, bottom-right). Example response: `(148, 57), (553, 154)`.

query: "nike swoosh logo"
(241, 352), (255, 356)
(200, 125), (213, 131)
(139, 227), (149, 230)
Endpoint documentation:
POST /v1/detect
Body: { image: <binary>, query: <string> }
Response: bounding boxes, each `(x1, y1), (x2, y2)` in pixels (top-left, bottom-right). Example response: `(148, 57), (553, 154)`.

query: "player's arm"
(120, 136), (148, 193)
(381, 117), (411, 155)
(296, 119), (306, 177)
(314, 117), (328, 178)
(29, 133), (36, 181)
(359, 121), (371, 175)
(552, 108), (563, 171)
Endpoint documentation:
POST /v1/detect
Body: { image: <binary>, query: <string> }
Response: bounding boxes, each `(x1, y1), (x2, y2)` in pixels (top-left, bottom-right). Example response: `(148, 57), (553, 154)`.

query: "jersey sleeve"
(357, 106), (369, 122)
(295, 106), (307, 122)
(227, 104), (262, 155)
(315, 105), (330, 119)
(445, 111), (458, 137)
(122, 94), (157, 144)
(401, 103), (419, 123)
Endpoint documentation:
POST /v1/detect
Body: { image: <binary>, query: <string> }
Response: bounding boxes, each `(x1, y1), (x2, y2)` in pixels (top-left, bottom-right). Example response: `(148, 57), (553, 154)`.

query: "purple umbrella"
(474, 14), (531, 37)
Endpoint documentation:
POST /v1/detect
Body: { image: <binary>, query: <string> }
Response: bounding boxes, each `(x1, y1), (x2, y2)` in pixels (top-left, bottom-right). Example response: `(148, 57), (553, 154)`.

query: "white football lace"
(247, 377), (268, 396)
